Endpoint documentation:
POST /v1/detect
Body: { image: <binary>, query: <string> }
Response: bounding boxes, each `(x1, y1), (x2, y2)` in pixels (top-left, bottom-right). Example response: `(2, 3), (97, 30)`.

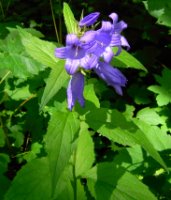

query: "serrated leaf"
(112, 48), (147, 72)
(75, 122), (95, 177)
(135, 120), (171, 151)
(18, 27), (59, 69)
(148, 68), (171, 106)
(44, 110), (80, 194)
(84, 162), (157, 200)
(63, 3), (78, 34)
(144, 0), (171, 27)
(137, 107), (164, 125)
(86, 108), (167, 170)
(40, 60), (68, 109)
(0, 28), (46, 78)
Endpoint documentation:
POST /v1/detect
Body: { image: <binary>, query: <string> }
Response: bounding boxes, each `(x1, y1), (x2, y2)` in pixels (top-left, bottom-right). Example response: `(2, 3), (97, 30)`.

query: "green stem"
(73, 150), (77, 200)
(0, 0), (5, 19)
(49, 0), (60, 43)
(0, 71), (11, 85)
(0, 116), (13, 156)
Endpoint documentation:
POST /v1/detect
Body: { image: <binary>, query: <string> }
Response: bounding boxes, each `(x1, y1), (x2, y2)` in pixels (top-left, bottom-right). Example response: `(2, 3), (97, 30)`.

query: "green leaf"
(63, 3), (78, 34)
(22, 142), (43, 162)
(0, 28), (46, 78)
(44, 110), (80, 194)
(84, 162), (157, 200)
(148, 68), (171, 106)
(144, 0), (171, 27)
(135, 120), (171, 151)
(5, 157), (52, 200)
(112, 48), (147, 72)
(86, 108), (136, 146)
(84, 83), (100, 108)
(86, 108), (167, 170)
(18, 27), (59, 69)
(137, 107), (164, 125)
(40, 60), (68, 109)
(75, 122), (95, 177)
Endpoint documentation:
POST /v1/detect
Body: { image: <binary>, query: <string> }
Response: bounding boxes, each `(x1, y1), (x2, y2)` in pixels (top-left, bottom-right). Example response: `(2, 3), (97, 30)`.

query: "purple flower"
(89, 13), (130, 63)
(67, 72), (85, 110)
(55, 32), (98, 74)
(79, 12), (100, 27)
(94, 61), (127, 95)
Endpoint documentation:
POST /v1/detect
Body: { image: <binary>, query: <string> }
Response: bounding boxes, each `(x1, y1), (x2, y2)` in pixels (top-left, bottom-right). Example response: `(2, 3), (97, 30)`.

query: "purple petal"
(55, 47), (70, 59)
(66, 34), (79, 46)
(109, 13), (118, 24)
(121, 36), (130, 49)
(67, 72), (85, 110)
(81, 54), (98, 70)
(110, 33), (121, 46)
(65, 59), (80, 75)
(94, 62), (127, 94)
(79, 12), (100, 27)
(102, 47), (114, 63)
(100, 21), (113, 32)
(114, 21), (127, 33)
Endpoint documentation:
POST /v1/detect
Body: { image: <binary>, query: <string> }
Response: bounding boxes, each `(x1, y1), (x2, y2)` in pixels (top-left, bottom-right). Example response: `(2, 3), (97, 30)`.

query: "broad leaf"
(112, 48), (147, 72)
(84, 162), (157, 200)
(86, 108), (167, 170)
(75, 122), (95, 177)
(137, 107), (164, 125)
(135, 120), (171, 151)
(40, 60), (68, 109)
(144, 0), (171, 27)
(44, 110), (80, 195)
(5, 157), (52, 200)
(18, 27), (59, 69)
(0, 28), (46, 78)
(148, 68), (171, 106)
(63, 3), (78, 34)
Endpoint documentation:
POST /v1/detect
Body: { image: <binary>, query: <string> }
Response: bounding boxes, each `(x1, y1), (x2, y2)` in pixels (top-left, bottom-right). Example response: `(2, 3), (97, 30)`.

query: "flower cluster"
(55, 12), (130, 110)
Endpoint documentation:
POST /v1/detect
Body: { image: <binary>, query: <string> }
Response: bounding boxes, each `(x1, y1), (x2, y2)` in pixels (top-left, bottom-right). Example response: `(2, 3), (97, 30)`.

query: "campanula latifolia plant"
(55, 11), (130, 110)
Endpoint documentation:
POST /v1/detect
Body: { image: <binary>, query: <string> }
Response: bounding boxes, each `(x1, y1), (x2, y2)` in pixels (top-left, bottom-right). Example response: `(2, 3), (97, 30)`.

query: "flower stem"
(49, 0), (60, 43)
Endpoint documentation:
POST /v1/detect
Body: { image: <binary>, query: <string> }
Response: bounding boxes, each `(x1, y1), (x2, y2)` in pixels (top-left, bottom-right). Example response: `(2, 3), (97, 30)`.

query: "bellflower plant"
(55, 11), (130, 110)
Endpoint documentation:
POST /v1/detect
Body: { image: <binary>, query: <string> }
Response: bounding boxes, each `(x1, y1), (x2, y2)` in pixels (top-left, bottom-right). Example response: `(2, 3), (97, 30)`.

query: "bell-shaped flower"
(67, 72), (85, 110)
(94, 61), (127, 95)
(55, 32), (98, 75)
(79, 12), (100, 27)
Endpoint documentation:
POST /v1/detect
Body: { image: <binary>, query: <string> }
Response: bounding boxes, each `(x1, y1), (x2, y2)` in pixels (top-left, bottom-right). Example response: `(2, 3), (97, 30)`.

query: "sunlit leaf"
(18, 27), (59, 69)
(63, 3), (78, 34)
(75, 122), (95, 177)
(85, 162), (157, 200)
(44, 110), (79, 193)
(112, 48), (147, 72)
(40, 60), (68, 109)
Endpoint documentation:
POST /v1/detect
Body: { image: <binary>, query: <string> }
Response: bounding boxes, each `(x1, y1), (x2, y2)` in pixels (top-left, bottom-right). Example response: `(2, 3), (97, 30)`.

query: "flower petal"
(121, 36), (130, 49)
(81, 54), (98, 70)
(100, 21), (113, 32)
(94, 62), (127, 94)
(79, 12), (100, 27)
(109, 13), (118, 24)
(55, 47), (70, 59)
(65, 59), (80, 75)
(66, 34), (79, 46)
(67, 72), (85, 110)
(102, 47), (114, 63)
(114, 21), (127, 33)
